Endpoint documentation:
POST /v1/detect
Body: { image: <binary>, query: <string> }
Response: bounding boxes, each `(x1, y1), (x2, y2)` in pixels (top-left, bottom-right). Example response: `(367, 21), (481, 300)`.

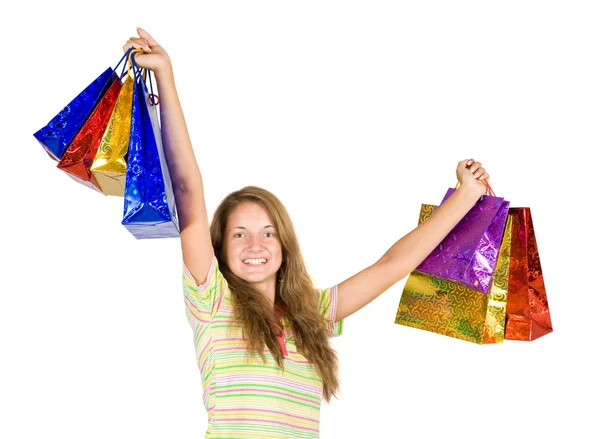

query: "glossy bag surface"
(56, 77), (122, 193)
(122, 64), (179, 239)
(90, 74), (135, 196)
(34, 49), (134, 162)
(34, 68), (114, 161)
(505, 208), (553, 341)
(416, 188), (510, 294)
(395, 203), (513, 344)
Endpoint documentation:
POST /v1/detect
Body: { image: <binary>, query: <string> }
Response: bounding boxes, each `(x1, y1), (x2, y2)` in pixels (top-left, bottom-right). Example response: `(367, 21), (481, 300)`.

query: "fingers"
(136, 27), (158, 46)
(471, 164), (488, 181)
(122, 37), (151, 53)
(468, 161), (483, 176)
(458, 158), (490, 181)
(457, 158), (478, 171)
(122, 27), (159, 55)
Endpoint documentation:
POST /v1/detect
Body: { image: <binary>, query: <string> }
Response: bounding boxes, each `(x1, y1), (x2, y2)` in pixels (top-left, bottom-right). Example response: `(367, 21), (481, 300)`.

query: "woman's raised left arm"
(335, 159), (489, 321)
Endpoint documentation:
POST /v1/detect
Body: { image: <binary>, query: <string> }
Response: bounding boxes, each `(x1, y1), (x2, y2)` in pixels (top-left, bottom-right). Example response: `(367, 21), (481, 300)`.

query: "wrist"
(455, 181), (485, 202)
(154, 61), (174, 84)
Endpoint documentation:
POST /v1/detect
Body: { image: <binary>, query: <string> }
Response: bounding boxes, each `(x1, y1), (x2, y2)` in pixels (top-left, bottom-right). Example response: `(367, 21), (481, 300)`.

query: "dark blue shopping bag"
(34, 49), (134, 161)
(122, 56), (179, 239)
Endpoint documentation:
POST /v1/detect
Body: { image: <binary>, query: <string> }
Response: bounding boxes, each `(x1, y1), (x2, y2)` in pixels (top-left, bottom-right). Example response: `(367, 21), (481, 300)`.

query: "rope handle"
(125, 48), (143, 79)
(130, 52), (160, 106)
(115, 47), (137, 79)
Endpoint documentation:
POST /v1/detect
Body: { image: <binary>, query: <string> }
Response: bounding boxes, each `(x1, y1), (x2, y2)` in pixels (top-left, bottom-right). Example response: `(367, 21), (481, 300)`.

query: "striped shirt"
(183, 256), (343, 439)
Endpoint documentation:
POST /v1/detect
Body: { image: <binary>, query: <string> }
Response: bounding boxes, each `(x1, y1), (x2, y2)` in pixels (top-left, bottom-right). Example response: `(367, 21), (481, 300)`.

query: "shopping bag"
(121, 59), (179, 239)
(505, 208), (553, 341)
(34, 49), (133, 161)
(395, 203), (513, 344)
(416, 186), (510, 293)
(90, 51), (139, 196)
(56, 50), (136, 192)
(34, 68), (114, 162)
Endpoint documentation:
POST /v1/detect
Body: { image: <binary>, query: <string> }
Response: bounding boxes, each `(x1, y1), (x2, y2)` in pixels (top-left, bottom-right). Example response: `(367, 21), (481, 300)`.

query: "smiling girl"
(124, 27), (490, 439)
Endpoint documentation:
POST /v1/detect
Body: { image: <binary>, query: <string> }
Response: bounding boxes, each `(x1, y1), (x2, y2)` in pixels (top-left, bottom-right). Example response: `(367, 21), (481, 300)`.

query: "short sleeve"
(183, 256), (227, 323)
(316, 284), (343, 337)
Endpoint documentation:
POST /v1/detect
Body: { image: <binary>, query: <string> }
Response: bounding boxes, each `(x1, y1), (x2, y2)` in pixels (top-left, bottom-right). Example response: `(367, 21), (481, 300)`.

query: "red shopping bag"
(505, 208), (553, 341)
(55, 50), (140, 192)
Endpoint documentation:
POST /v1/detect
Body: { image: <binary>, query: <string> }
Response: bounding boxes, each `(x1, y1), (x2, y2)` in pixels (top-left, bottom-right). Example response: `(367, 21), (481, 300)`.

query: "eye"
(264, 232), (275, 238)
(233, 233), (246, 238)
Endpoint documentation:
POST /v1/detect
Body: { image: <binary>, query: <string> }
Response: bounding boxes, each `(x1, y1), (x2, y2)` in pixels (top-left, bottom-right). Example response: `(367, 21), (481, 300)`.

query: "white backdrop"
(2, 1), (598, 438)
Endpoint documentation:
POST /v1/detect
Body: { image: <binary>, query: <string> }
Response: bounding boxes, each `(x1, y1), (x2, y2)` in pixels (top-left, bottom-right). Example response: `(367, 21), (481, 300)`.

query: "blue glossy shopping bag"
(122, 57), (179, 239)
(34, 49), (134, 161)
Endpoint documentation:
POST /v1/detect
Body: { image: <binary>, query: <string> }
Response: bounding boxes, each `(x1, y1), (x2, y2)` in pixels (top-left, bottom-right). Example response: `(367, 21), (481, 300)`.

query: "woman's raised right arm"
(124, 28), (213, 285)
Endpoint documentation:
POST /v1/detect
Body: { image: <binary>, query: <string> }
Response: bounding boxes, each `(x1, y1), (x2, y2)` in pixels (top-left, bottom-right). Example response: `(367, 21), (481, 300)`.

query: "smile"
(243, 258), (267, 265)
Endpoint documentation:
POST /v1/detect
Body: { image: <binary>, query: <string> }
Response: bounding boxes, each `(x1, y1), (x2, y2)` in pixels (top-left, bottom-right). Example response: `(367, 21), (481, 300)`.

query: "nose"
(247, 234), (263, 252)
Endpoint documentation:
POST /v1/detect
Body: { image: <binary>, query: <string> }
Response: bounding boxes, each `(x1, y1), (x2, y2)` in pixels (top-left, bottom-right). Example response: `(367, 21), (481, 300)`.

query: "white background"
(2, 1), (598, 438)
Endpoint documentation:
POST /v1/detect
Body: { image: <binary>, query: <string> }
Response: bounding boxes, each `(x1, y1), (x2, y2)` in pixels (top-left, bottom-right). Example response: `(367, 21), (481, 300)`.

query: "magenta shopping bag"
(416, 186), (510, 294)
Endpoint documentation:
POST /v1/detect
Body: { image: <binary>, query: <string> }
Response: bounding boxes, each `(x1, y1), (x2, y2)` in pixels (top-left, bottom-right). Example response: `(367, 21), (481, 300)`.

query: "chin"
(241, 272), (274, 283)
(234, 266), (277, 285)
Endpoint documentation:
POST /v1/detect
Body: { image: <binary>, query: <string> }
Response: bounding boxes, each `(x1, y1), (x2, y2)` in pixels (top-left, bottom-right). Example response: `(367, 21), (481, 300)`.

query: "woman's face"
(224, 202), (283, 292)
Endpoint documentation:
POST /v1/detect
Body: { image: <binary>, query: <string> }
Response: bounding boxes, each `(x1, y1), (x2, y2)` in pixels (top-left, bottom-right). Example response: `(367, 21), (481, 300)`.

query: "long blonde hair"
(210, 186), (341, 402)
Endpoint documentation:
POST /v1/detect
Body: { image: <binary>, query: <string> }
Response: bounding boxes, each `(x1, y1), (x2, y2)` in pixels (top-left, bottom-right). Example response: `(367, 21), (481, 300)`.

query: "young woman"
(123, 28), (490, 439)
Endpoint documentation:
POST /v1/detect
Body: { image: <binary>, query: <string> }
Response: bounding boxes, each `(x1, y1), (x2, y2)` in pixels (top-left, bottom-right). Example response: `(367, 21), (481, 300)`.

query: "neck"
(254, 278), (277, 305)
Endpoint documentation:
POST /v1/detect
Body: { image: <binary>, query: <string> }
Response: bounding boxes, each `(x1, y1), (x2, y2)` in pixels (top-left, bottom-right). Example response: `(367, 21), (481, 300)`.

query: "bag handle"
(454, 179), (495, 197)
(130, 53), (160, 106)
(115, 47), (138, 79)
(124, 48), (143, 80)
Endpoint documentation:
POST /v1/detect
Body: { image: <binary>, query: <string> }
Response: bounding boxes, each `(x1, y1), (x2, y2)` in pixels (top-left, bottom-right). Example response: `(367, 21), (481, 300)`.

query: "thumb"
(136, 27), (158, 46)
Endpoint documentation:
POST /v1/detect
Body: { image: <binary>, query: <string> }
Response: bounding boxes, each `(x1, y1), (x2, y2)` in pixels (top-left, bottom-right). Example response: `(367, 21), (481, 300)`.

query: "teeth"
(243, 258), (266, 265)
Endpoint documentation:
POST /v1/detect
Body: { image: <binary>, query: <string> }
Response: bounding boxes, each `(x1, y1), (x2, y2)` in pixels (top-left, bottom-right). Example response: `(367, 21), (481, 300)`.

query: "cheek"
(225, 241), (244, 261)
(269, 243), (283, 260)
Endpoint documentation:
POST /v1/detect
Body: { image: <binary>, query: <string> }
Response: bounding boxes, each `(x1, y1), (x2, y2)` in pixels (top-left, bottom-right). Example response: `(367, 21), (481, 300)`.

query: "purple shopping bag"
(416, 187), (510, 294)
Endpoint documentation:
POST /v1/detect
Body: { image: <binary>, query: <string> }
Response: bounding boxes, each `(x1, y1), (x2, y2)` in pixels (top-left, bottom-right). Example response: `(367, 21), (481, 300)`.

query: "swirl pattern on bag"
(395, 203), (512, 344)
(57, 77), (123, 192)
(91, 75), (135, 196)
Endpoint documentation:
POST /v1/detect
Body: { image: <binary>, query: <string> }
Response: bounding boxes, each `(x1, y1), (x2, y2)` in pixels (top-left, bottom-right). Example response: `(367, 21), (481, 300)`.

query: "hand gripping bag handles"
(121, 54), (179, 239)
(56, 50), (136, 192)
(33, 50), (133, 161)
